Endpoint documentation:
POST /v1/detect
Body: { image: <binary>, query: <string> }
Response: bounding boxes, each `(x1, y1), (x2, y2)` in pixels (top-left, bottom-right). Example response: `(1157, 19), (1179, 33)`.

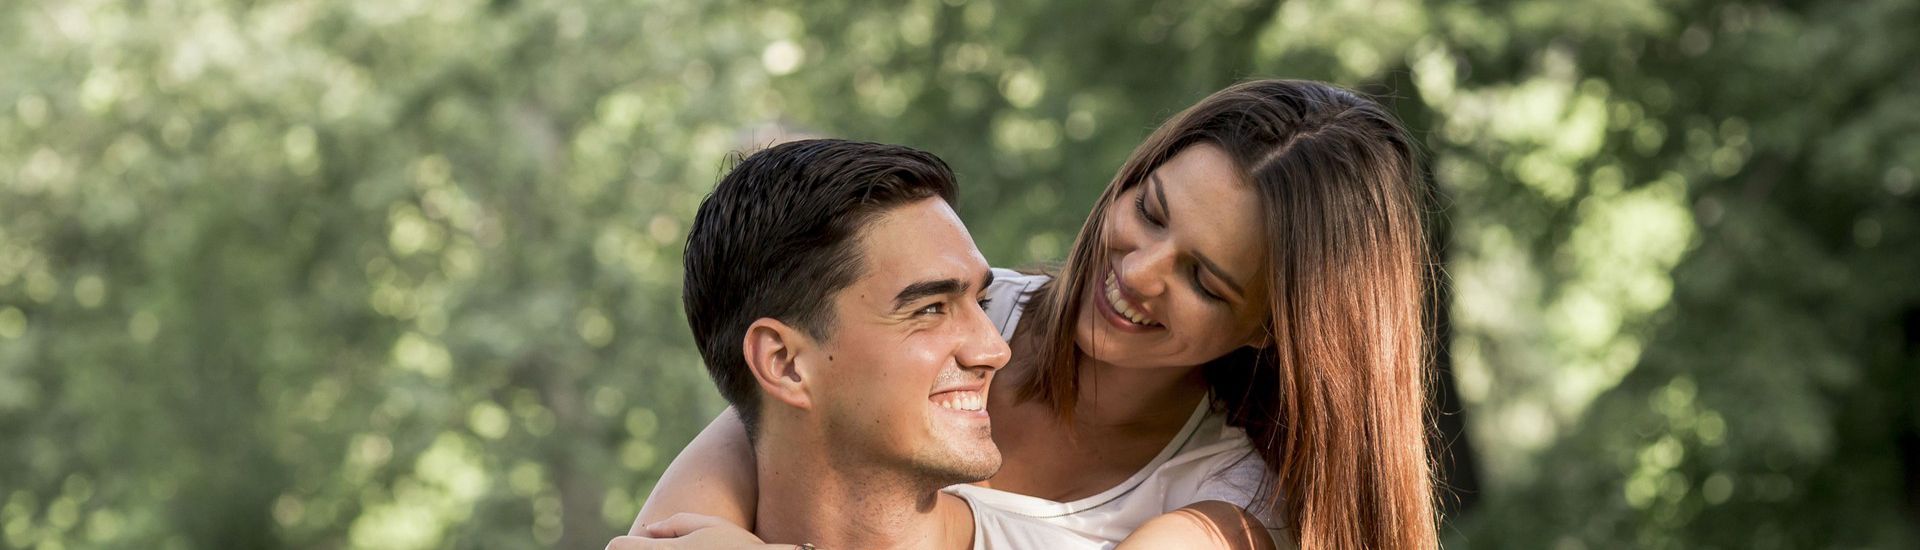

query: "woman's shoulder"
(1157, 402), (1283, 531)
(988, 267), (1051, 293)
(984, 267), (1050, 339)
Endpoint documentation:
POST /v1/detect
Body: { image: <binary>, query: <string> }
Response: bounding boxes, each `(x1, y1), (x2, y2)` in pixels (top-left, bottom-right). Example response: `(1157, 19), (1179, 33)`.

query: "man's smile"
(930, 376), (990, 417)
(930, 389), (986, 412)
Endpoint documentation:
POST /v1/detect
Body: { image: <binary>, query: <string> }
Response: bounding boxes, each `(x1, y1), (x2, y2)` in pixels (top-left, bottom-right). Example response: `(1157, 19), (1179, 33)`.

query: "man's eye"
(917, 303), (948, 316)
(977, 297), (993, 311)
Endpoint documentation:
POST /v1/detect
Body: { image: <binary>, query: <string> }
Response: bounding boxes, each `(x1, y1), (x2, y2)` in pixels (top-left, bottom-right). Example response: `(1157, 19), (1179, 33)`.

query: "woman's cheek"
(1189, 311), (1244, 351)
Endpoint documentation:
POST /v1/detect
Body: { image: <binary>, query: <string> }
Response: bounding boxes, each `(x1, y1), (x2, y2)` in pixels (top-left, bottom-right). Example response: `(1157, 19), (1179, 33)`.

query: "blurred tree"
(1427, 0), (1920, 547)
(0, 0), (749, 547)
(0, 0), (1914, 548)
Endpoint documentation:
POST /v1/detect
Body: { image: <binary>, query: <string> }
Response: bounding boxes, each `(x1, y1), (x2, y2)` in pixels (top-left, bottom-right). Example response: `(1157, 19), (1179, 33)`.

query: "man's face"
(808, 197), (1009, 485)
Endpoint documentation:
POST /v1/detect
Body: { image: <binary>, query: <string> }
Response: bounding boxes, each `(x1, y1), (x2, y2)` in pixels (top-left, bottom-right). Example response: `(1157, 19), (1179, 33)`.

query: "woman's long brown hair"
(1018, 79), (1439, 549)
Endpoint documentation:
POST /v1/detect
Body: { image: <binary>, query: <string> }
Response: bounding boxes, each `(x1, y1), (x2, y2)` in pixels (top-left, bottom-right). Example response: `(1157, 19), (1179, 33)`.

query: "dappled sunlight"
(346, 433), (488, 550)
(0, 0), (1912, 548)
(1439, 47), (1698, 489)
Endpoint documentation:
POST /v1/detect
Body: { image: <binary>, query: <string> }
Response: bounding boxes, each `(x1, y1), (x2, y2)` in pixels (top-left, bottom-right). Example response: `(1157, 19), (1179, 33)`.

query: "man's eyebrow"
(892, 278), (967, 310)
(980, 269), (995, 295)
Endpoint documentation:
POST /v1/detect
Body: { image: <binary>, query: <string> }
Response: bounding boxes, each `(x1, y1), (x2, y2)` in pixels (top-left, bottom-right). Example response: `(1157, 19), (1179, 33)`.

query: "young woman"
(632, 79), (1439, 549)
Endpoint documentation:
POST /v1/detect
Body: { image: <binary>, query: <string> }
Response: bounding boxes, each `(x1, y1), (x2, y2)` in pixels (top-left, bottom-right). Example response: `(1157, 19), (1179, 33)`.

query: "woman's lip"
(1094, 269), (1162, 334)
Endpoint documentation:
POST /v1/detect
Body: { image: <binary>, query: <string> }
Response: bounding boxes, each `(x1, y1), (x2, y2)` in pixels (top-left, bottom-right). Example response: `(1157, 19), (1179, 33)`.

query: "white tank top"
(950, 269), (1291, 549)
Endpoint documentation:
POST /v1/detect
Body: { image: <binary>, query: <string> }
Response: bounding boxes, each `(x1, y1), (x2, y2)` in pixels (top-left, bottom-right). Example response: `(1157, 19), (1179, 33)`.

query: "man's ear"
(742, 317), (817, 410)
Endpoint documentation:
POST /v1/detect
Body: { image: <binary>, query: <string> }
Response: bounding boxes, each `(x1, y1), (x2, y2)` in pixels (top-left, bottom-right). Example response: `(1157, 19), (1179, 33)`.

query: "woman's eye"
(1192, 267), (1222, 302)
(1134, 190), (1161, 227)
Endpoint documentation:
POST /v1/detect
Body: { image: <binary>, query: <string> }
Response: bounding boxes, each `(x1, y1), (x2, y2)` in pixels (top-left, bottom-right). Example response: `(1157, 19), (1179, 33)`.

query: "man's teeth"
(933, 391), (985, 412)
(1105, 272), (1160, 327)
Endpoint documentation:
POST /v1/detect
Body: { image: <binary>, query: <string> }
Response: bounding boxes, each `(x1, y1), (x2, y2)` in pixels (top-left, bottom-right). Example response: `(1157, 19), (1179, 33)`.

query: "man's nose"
(958, 301), (1011, 371)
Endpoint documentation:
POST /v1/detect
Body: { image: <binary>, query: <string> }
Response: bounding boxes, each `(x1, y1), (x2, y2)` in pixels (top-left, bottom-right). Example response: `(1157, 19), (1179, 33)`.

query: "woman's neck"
(1070, 353), (1209, 430)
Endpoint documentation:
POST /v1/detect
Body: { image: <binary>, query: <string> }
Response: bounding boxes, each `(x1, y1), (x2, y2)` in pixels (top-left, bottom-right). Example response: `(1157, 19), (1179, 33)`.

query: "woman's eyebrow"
(1152, 173), (1245, 297)
(1195, 254), (1246, 297)
(1151, 173), (1172, 222)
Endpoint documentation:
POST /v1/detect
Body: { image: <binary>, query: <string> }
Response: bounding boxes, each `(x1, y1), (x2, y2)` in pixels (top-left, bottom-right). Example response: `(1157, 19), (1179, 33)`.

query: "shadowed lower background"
(0, 0), (1916, 548)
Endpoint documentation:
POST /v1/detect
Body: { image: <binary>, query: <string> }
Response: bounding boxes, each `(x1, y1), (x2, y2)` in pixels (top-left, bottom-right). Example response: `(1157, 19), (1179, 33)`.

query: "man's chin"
(914, 446), (1002, 485)
(954, 450), (1003, 482)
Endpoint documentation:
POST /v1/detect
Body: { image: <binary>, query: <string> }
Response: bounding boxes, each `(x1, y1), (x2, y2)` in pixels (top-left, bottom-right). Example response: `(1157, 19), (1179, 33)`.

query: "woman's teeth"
(1105, 272), (1161, 327)
(933, 391), (985, 412)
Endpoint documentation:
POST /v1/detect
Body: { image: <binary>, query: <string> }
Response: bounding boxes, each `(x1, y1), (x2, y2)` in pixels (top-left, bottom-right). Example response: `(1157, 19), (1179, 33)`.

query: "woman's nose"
(1117, 242), (1174, 297)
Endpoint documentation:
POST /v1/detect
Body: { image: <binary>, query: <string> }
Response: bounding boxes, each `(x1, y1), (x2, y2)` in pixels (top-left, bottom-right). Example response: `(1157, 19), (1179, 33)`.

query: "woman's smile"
(1098, 269), (1163, 330)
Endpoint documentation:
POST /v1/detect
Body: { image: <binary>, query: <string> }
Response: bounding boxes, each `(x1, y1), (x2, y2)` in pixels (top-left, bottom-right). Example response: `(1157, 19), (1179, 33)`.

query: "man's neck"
(754, 432), (974, 550)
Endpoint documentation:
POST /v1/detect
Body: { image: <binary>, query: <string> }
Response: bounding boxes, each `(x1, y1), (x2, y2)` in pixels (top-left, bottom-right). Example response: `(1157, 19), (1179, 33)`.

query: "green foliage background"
(1, 0), (1915, 548)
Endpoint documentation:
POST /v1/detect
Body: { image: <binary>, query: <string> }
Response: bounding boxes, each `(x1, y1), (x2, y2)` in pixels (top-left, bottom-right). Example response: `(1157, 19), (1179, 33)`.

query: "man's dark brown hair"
(682, 139), (958, 438)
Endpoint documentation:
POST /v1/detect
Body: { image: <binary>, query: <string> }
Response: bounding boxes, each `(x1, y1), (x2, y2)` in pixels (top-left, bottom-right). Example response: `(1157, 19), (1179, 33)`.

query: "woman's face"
(1075, 143), (1271, 369)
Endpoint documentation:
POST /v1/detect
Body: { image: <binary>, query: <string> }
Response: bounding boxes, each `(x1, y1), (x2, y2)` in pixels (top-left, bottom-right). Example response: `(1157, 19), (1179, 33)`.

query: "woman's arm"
(628, 407), (760, 535)
(1115, 501), (1279, 550)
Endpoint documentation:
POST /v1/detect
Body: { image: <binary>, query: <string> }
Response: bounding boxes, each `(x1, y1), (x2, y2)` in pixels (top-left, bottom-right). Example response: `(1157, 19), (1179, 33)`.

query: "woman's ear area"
(742, 317), (817, 410)
(1246, 321), (1273, 350)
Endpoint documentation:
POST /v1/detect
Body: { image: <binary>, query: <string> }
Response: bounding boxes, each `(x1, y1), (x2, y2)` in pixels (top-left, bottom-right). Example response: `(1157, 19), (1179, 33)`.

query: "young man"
(609, 140), (1097, 549)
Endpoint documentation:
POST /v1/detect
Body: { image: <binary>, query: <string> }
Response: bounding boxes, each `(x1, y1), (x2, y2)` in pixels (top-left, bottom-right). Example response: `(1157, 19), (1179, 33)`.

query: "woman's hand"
(607, 513), (786, 550)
